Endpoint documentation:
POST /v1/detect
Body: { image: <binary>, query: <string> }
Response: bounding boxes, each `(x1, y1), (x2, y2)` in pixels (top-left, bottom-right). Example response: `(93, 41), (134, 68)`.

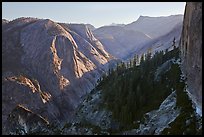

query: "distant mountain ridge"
(94, 14), (183, 59)
(125, 14), (183, 39)
(129, 21), (183, 58)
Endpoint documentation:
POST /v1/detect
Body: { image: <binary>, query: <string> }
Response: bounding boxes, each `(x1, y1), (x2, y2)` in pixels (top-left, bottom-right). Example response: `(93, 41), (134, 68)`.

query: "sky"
(2, 2), (186, 28)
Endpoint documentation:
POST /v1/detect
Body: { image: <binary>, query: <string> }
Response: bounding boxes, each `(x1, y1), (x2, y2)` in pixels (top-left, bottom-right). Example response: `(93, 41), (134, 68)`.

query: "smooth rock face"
(179, 2), (202, 113)
(2, 17), (114, 134)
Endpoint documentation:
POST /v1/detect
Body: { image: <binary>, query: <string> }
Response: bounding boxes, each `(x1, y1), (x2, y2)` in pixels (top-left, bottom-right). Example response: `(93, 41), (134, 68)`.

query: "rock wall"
(179, 2), (202, 113)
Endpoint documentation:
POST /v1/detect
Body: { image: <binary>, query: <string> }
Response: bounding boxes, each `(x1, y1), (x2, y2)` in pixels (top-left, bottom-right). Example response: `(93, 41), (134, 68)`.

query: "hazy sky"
(2, 2), (186, 28)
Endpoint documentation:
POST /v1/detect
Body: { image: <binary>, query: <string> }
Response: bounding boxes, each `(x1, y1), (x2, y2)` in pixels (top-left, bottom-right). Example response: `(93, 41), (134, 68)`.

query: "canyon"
(2, 2), (202, 135)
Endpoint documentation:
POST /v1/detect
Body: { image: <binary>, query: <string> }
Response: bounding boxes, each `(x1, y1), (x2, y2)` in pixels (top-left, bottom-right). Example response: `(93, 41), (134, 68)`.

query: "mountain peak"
(138, 14), (183, 20)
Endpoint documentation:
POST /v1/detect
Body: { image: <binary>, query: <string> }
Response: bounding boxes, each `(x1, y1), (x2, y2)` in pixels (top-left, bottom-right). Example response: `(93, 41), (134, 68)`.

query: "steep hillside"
(93, 26), (152, 59)
(2, 17), (115, 134)
(128, 21), (183, 58)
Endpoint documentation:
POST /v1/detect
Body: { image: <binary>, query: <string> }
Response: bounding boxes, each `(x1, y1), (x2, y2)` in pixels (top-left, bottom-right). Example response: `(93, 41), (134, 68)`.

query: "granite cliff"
(179, 2), (202, 115)
(2, 17), (115, 134)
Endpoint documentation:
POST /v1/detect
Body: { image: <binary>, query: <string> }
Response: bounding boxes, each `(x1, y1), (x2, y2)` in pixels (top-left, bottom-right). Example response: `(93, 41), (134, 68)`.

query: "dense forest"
(94, 45), (201, 134)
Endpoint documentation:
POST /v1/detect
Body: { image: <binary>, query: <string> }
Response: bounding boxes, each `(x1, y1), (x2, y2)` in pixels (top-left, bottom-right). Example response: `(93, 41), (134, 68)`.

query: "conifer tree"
(136, 54), (139, 65)
(146, 48), (152, 61)
(172, 37), (176, 49)
(140, 53), (145, 64)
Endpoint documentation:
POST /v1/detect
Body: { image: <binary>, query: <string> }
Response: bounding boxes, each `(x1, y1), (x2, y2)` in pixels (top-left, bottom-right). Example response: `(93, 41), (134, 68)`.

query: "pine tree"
(146, 48), (152, 61)
(129, 59), (133, 68)
(140, 53), (145, 65)
(165, 48), (168, 54)
(108, 68), (111, 76)
(121, 62), (126, 70)
(136, 54), (139, 65)
(133, 54), (139, 67)
(126, 61), (130, 69)
(172, 37), (176, 49)
(116, 62), (120, 72)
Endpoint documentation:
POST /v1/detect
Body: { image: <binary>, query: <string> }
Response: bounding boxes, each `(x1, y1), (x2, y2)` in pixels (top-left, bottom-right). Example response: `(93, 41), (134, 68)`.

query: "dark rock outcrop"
(179, 2), (202, 114)
(6, 105), (50, 135)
